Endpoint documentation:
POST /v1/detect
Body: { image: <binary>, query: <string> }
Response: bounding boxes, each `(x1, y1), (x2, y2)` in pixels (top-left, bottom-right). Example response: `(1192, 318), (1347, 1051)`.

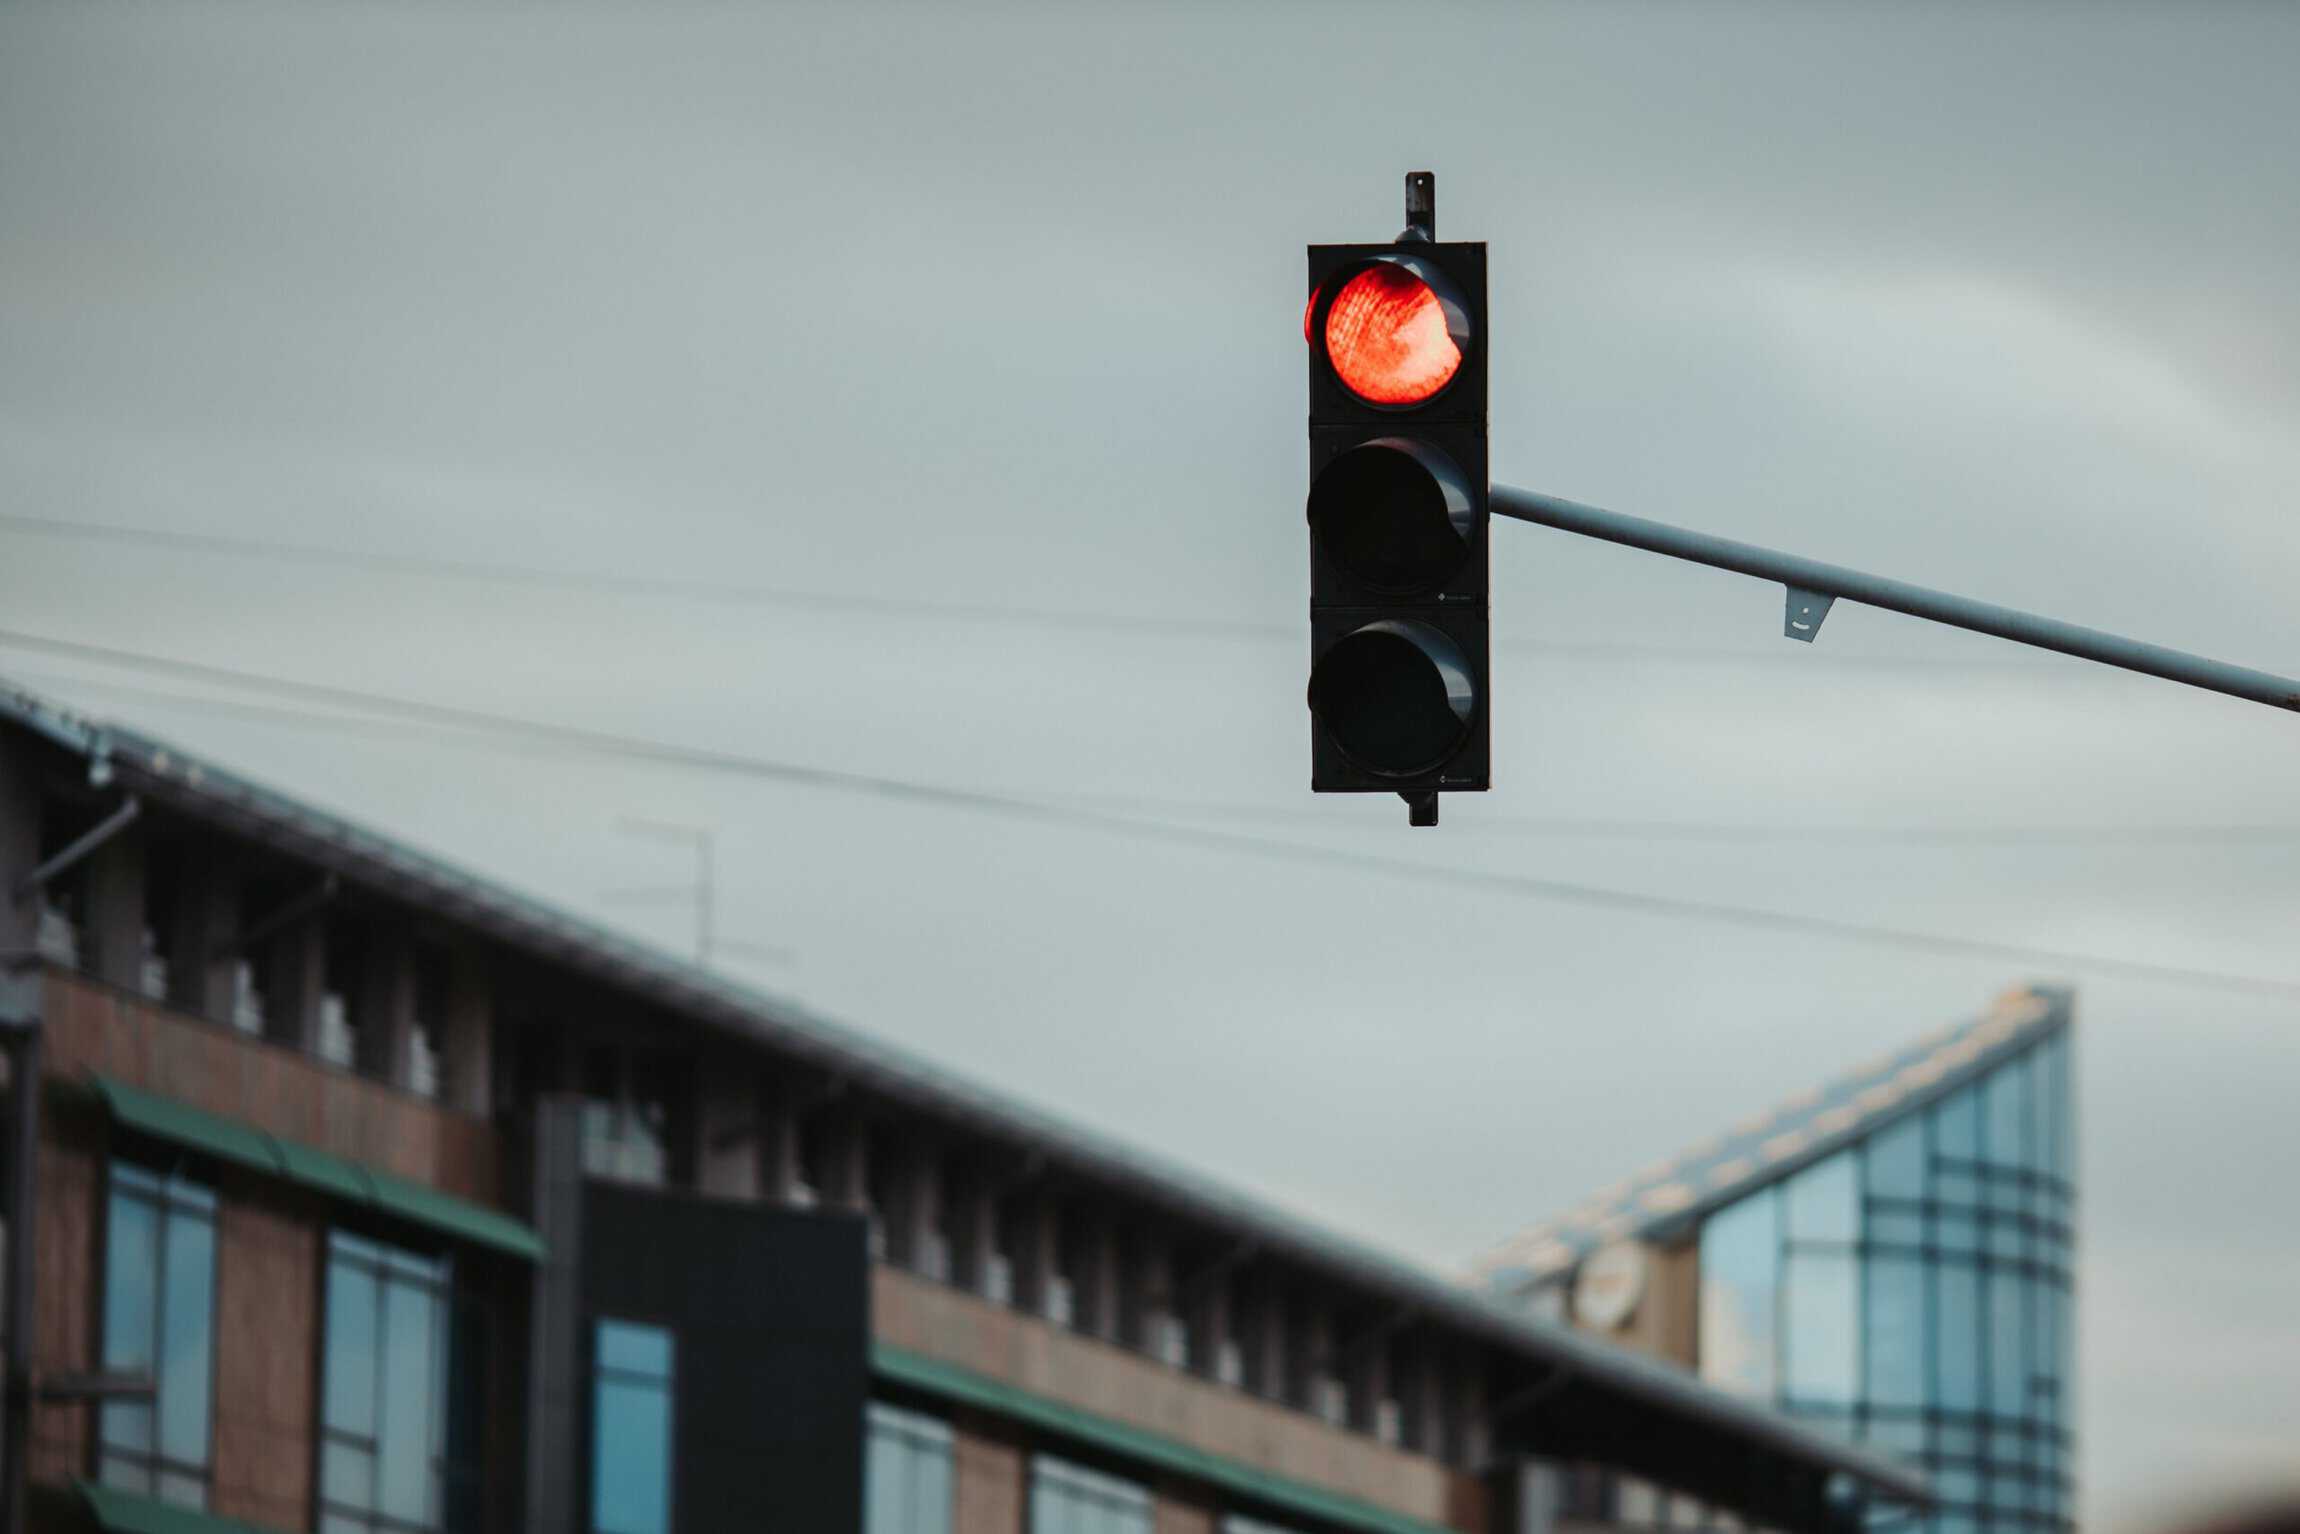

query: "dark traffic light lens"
(1307, 439), (1474, 594)
(1307, 621), (1476, 776)
(1323, 263), (1463, 406)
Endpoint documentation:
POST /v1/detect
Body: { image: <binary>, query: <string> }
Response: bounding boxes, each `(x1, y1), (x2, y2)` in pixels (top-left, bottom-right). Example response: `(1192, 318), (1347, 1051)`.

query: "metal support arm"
(10, 797), (140, 903)
(1490, 485), (2300, 714)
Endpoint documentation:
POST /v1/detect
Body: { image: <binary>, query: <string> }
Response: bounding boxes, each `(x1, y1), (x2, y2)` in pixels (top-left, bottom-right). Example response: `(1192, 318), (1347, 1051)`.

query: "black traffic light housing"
(1306, 176), (1489, 826)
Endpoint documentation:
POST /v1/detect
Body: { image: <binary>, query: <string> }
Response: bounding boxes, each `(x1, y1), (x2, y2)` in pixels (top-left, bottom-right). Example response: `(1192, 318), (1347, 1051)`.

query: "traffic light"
(1305, 172), (1488, 827)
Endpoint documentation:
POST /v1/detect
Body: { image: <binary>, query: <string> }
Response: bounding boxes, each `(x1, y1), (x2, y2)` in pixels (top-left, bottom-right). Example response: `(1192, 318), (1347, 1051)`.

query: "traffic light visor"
(1307, 438), (1474, 594)
(1307, 620), (1476, 776)
(1322, 263), (1464, 406)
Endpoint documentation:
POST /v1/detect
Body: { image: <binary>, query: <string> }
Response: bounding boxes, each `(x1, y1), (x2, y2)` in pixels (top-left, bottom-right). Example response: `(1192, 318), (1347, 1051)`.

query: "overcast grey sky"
(4, 2), (2297, 1524)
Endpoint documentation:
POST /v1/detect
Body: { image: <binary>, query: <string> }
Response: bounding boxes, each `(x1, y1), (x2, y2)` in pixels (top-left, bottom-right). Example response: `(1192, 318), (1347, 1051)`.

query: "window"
(1988, 1272), (2029, 1416)
(409, 946), (450, 1101)
(1865, 1116), (1925, 1200)
(1933, 1084), (1980, 1163)
(1782, 1251), (1858, 1403)
(139, 841), (181, 1002)
(1863, 1253), (1926, 1408)
(1030, 1457), (1150, 1534)
(320, 930), (363, 1069)
(321, 1232), (453, 1534)
(592, 1321), (674, 1534)
(865, 1402), (951, 1534)
(1149, 1311), (1188, 1368)
(1783, 1151), (1857, 1244)
(1983, 1056), (2030, 1170)
(1697, 1187), (1778, 1399)
(97, 1164), (216, 1508)
(1937, 1263), (1982, 1411)
(582, 1048), (686, 1187)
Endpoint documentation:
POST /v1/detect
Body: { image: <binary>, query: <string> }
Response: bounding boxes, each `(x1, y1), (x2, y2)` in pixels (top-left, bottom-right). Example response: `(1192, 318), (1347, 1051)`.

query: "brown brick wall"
(27, 1095), (101, 1490)
(40, 968), (504, 1207)
(953, 1417), (1026, 1534)
(209, 1180), (322, 1532)
(874, 1266), (1465, 1528)
(1153, 1483), (1217, 1534)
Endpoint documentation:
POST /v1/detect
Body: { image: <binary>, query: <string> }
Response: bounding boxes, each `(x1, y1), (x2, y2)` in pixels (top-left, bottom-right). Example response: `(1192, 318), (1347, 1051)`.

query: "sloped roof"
(1, 679), (1930, 1513)
(1468, 986), (2073, 1294)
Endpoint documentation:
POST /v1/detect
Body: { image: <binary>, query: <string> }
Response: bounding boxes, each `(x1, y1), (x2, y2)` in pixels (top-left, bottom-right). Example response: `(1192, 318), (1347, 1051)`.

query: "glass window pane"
(102, 1193), (158, 1371)
(1933, 1085), (1980, 1161)
(867, 1403), (953, 1534)
(1937, 1262), (1982, 1411)
(1783, 1253), (1858, 1403)
(866, 1422), (908, 1534)
(1866, 1117), (1925, 1199)
(599, 1321), (674, 1380)
(379, 1283), (439, 1523)
(323, 1440), (375, 1511)
(1864, 1254), (1926, 1408)
(1697, 1189), (1779, 1399)
(1784, 1152), (1858, 1244)
(1862, 1413), (1925, 1457)
(324, 1260), (378, 1435)
(915, 1448), (952, 1534)
(592, 1379), (671, 1534)
(1989, 1273), (2028, 1416)
(1868, 1206), (1924, 1248)
(100, 1402), (153, 1456)
(157, 1211), (215, 1466)
(1984, 1057), (2030, 1169)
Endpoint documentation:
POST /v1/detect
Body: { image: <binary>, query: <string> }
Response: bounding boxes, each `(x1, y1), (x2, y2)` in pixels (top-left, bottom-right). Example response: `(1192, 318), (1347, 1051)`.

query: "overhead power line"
(13, 663), (2294, 849)
(16, 666), (2294, 850)
(0, 511), (2056, 671)
(2, 627), (2296, 1004)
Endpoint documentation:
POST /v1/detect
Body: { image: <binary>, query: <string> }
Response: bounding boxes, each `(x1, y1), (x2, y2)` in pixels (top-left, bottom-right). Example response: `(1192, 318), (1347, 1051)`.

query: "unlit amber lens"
(1322, 265), (1461, 406)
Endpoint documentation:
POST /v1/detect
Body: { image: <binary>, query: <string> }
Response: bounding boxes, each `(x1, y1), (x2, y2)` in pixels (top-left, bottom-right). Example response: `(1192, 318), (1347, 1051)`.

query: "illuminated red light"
(1321, 264), (1461, 406)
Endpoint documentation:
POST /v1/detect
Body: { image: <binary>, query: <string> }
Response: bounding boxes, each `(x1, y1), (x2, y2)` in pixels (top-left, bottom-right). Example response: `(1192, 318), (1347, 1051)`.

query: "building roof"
(1, 681), (1930, 1512)
(1466, 986), (2074, 1296)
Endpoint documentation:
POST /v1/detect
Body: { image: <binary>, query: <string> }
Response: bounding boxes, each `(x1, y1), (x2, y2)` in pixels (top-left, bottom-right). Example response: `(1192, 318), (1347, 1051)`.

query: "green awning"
(871, 1344), (1453, 1534)
(77, 1480), (282, 1534)
(90, 1076), (544, 1263)
(369, 1165), (549, 1261)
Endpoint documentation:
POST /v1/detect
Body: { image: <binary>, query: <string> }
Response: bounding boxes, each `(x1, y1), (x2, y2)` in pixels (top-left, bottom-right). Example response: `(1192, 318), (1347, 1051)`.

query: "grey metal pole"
(1491, 485), (2300, 714)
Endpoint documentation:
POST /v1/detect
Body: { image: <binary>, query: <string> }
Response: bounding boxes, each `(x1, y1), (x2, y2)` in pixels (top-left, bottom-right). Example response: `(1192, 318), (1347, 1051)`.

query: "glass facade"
(1697, 1030), (2075, 1534)
(865, 1402), (953, 1534)
(320, 1232), (456, 1534)
(97, 1163), (217, 1508)
(591, 1321), (675, 1534)
(1030, 1456), (1152, 1534)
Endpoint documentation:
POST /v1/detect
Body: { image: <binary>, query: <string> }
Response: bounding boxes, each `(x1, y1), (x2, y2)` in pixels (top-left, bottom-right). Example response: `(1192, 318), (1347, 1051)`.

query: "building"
(1470, 992), (2075, 1534)
(0, 684), (1926, 1534)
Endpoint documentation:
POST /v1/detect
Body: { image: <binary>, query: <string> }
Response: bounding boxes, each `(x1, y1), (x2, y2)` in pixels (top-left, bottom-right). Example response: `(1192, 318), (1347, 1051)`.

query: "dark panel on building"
(581, 1181), (869, 1534)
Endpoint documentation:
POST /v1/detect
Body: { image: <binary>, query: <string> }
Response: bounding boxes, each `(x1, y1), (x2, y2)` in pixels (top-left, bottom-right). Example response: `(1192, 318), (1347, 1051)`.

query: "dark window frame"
(93, 1156), (220, 1509)
(316, 1228), (459, 1534)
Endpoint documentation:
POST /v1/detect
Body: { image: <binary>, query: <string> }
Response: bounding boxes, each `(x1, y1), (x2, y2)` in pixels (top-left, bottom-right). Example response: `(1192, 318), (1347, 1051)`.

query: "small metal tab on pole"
(1784, 586), (1835, 642)
(1401, 171), (1435, 243)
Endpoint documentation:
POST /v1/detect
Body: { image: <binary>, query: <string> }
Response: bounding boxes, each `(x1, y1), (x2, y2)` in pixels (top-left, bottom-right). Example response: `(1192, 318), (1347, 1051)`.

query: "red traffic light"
(1320, 263), (1463, 407)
